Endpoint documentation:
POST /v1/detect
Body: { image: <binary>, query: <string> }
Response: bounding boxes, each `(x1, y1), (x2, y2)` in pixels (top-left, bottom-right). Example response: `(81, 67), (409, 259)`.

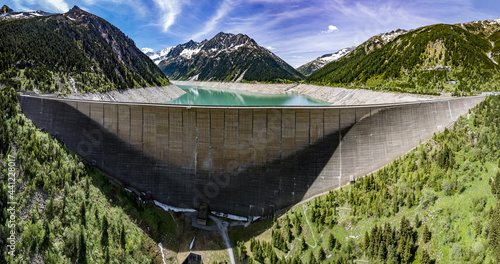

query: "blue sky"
(5, 0), (500, 67)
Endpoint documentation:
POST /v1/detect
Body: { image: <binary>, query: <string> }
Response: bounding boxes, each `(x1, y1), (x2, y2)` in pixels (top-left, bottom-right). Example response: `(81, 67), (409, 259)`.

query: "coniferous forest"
(0, 7), (169, 94)
(307, 22), (500, 96)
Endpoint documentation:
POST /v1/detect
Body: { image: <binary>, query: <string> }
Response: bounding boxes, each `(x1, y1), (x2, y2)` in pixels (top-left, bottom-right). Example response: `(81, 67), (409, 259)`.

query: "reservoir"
(166, 85), (331, 106)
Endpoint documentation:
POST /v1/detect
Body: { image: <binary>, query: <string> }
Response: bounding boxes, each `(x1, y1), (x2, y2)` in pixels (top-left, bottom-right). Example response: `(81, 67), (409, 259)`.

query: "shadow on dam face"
(18, 95), (485, 218)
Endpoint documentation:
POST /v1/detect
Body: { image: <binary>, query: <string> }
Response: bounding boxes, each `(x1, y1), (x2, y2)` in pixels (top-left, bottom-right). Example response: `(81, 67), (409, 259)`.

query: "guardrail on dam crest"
(18, 95), (484, 217)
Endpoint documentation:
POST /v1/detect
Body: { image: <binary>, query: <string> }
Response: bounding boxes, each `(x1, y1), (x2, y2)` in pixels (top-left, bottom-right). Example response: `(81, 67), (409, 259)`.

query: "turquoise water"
(166, 85), (331, 106)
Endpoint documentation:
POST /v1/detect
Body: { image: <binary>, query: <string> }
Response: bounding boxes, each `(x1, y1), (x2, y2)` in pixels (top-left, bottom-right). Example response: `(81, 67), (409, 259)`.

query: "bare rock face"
(152, 32), (304, 82)
(1, 5), (13, 15)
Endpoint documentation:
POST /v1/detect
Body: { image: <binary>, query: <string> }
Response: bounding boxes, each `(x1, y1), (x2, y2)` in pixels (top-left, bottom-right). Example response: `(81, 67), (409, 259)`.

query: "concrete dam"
(18, 95), (484, 217)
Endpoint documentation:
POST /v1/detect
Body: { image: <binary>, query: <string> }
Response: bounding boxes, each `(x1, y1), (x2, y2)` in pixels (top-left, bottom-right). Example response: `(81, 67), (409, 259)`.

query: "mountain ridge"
(151, 32), (304, 83)
(0, 5), (169, 93)
(296, 47), (355, 76)
(307, 20), (500, 95)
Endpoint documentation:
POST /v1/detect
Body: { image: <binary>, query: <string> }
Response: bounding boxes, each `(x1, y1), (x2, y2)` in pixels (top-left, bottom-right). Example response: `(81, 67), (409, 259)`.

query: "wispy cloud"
(190, 0), (236, 40)
(11, 0), (30, 11)
(153, 0), (185, 32)
(266, 46), (274, 50)
(42, 0), (69, 12)
(141, 47), (154, 53)
(320, 25), (338, 34)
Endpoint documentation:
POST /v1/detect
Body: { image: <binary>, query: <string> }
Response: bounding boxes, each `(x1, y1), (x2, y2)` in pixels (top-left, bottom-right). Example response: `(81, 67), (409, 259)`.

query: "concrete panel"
(324, 108), (339, 135)
(130, 106), (143, 151)
(252, 109), (267, 165)
(281, 109), (296, 158)
(340, 108), (356, 129)
(267, 109), (282, 161)
(90, 103), (104, 125)
(310, 109), (323, 143)
(183, 109), (196, 171)
(295, 110), (309, 150)
(156, 107), (169, 162)
(224, 109), (239, 162)
(103, 104), (118, 134)
(143, 106), (156, 156)
(77, 101), (90, 116)
(196, 109), (211, 172)
(169, 107), (183, 167)
(211, 109), (225, 169)
(238, 109), (253, 165)
(117, 105), (130, 143)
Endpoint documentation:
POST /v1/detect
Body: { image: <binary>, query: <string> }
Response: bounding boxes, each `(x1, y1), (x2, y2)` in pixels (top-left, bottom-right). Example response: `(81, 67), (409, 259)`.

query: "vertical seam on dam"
(339, 108), (342, 187)
(448, 101), (453, 121)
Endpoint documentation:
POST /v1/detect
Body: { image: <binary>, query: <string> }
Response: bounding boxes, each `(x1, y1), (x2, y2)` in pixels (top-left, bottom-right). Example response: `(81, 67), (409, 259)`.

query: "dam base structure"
(19, 95), (484, 217)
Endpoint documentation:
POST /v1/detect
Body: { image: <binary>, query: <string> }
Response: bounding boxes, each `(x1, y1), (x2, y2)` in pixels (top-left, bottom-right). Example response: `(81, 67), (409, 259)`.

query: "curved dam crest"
(18, 95), (484, 217)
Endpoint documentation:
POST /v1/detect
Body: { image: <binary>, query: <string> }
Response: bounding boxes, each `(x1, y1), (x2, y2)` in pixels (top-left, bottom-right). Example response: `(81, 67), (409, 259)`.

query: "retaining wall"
(18, 95), (484, 216)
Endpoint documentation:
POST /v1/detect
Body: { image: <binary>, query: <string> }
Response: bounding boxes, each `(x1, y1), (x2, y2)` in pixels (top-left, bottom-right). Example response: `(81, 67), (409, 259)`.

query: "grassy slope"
(230, 96), (500, 264)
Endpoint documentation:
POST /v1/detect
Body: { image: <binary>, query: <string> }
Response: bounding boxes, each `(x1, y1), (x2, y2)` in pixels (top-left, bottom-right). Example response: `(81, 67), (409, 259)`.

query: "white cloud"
(42, 0), (70, 12)
(153, 0), (185, 32)
(321, 25), (339, 34)
(190, 0), (236, 40)
(292, 55), (303, 58)
(266, 46), (274, 50)
(141, 47), (154, 53)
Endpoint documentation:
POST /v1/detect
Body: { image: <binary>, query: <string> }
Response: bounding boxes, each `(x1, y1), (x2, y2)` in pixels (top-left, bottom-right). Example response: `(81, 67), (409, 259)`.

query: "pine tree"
(121, 224), (126, 249)
(422, 225), (431, 243)
(80, 201), (86, 227)
(414, 213), (421, 228)
(309, 250), (317, 264)
(328, 233), (337, 251)
(101, 216), (109, 247)
(78, 229), (87, 264)
(318, 246), (326, 261)
(299, 238), (306, 251)
(420, 249), (432, 264)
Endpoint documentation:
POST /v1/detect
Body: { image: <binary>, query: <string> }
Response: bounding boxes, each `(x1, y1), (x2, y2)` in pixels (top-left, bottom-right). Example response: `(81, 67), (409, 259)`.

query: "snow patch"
(180, 48), (201, 59)
(154, 200), (197, 213)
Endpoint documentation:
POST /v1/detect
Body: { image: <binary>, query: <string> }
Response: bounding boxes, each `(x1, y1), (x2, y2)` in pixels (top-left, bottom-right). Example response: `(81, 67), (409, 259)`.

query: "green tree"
(423, 225), (431, 243)
(80, 201), (86, 227)
(328, 233), (337, 251)
(101, 216), (109, 248)
(78, 229), (87, 264)
(420, 249), (433, 264)
(318, 246), (326, 261)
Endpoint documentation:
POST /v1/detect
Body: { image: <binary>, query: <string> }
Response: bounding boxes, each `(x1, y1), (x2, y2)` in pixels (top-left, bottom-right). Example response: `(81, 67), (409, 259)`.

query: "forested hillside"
(230, 95), (500, 263)
(0, 6), (169, 94)
(307, 21), (500, 95)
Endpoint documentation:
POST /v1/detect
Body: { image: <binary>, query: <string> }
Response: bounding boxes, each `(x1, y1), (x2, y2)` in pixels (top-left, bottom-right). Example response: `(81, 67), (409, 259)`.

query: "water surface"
(166, 85), (330, 106)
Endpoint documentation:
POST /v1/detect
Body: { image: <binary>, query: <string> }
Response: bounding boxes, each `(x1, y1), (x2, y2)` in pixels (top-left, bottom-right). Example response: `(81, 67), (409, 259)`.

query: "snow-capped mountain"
(0, 5), (54, 20)
(151, 32), (303, 82)
(296, 47), (355, 76)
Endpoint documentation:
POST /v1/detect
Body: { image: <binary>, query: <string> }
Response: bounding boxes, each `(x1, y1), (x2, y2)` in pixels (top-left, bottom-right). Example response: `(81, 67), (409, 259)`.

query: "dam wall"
(18, 95), (484, 216)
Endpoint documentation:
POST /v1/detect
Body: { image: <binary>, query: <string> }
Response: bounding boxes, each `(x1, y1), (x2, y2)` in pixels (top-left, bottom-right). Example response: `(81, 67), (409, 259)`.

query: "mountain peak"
(69, 5), (83, 13)
(151, 31), (302, 82)
(1, 5), (13, 15)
